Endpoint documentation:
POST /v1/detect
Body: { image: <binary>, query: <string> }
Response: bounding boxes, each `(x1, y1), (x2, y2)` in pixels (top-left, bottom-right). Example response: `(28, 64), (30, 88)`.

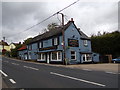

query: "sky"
(1, 0), (119, 44)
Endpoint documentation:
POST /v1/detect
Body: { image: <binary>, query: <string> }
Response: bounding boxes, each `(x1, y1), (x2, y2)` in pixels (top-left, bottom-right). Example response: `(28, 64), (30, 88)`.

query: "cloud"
(2, 1), (118, 44)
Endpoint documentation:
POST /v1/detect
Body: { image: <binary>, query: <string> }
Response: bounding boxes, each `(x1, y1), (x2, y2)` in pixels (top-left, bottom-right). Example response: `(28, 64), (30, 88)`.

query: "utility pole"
(58, 13), (66, 65)
(3, 37), (5, 49)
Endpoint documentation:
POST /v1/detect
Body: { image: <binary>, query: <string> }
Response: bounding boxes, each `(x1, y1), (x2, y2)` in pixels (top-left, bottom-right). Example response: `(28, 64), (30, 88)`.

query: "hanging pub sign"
(68, 39), (79, 47)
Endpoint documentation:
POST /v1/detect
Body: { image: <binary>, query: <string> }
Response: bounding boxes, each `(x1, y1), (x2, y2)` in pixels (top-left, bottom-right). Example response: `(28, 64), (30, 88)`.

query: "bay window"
(38, 53), (45, 61)
(51, 51), (61, 61)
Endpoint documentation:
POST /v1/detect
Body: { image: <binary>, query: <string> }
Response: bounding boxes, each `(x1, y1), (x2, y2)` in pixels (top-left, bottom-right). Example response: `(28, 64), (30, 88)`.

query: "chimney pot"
(71, 18), (73, 21)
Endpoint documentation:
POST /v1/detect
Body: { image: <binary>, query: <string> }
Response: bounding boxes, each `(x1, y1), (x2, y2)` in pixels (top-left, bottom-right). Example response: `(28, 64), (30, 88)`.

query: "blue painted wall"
(18, 22), (99, 64)
(64, 23), (92, 64)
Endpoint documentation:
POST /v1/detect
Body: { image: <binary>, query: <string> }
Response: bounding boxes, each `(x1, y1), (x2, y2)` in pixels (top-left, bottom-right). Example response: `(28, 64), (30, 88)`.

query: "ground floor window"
(28, 52), (31, 59)
(24, 54), (27, 60)
(51, 51), (62, 61)
(82, 54), (92, 62)
(38, 53), (45, 61)
(71, 51), (76, 60)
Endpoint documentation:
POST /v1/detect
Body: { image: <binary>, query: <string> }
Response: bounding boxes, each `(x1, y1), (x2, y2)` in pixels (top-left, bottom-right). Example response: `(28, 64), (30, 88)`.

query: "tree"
(91, 30), (120, 58)
(10, 44), (22, 57)
(47, 23), (59, 31)
(23, 37), (32, 45)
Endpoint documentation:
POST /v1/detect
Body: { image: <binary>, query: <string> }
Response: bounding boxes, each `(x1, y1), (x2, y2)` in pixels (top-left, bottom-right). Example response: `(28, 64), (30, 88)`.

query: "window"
(28, 52), (31, 59)
(38, 53), (45, 61)
(58, 52), (61, 60)
(39, 42), (42, 48)
(38, 42), (43, 48)
(52, 52), (57, 60)
(71, 51), (76, 60)
(28, 45), (32, 50)
(82, 54), (92, 62)
(51, 51), (61, 61)
(53, 37), (59, 46)
(83, 40), (88, 46)
(54, 38), (58, 45)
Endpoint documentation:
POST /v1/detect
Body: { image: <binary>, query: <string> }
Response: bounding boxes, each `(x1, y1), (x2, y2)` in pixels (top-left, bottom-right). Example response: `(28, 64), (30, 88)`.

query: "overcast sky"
(1, 0), (119, 44)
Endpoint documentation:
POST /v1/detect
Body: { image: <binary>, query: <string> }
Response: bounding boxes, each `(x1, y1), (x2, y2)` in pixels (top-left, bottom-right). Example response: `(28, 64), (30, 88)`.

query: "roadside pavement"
(3, 56), (120, 73)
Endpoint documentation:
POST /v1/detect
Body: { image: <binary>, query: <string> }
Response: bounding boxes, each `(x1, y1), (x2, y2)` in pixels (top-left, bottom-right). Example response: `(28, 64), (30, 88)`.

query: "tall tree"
(91, 31), (120, 58)
(47, 23), (59, 31)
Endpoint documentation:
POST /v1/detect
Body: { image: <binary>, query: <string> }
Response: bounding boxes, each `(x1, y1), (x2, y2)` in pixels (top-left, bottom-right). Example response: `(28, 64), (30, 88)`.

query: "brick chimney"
(71, 18), (73, 21)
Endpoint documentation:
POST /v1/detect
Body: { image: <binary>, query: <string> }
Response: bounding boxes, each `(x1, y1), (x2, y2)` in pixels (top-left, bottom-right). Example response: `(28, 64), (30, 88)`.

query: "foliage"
(23, 37), (33, 45)
(10, 44), (22, 57)
(91, 31), (120, 58)
(47, 23), (59, 31)
(5, 51), (10, 57)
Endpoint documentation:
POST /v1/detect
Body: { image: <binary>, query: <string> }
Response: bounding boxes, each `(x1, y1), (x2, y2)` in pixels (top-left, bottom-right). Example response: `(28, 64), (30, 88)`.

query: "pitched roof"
(29, 21), (73, 44)
(0, 40), (9, 46)
(29, 20), (90, 44)
(79, 31), (90, 40)
(18, 45), (27, 51)
(11, 43), (20, 46)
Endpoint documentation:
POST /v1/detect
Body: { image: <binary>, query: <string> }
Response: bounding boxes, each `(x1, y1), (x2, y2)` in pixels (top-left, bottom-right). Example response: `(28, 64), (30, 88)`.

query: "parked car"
(112, 57), (120, 63)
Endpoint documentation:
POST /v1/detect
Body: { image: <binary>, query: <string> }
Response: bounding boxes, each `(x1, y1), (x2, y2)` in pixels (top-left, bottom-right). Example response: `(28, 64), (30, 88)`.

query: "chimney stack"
(71, 18), (73, 21)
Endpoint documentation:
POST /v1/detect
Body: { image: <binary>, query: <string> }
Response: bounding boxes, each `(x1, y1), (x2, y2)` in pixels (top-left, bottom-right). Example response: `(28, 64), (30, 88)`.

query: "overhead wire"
(6, 0), (80, 38)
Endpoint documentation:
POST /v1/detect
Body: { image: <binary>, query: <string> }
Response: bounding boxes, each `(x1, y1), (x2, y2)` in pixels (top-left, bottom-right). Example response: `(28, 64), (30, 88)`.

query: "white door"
(47, 53), (49, 64)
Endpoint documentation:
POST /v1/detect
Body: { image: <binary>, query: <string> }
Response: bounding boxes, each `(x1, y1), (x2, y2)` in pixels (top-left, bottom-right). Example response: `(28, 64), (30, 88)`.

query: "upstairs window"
(38, 42), (43, 48)
(28, 45), (32, 50)
(83, 40), (88, 46)
(52, 37), (59, 46)
(39, 42), (42, 48)
(54, 38), (58, 45)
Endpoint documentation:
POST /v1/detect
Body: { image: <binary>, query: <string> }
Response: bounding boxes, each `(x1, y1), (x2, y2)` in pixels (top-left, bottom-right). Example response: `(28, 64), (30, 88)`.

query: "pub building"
(18, 18), (99, 64)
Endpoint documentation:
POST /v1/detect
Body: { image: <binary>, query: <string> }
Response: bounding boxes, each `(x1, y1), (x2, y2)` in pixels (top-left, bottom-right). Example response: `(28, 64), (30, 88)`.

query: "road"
(1, 57), (119, 89)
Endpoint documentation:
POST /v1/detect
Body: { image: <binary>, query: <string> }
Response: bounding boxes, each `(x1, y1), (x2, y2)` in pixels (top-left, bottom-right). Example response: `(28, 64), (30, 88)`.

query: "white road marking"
(105, 72), (117, 74)
(82, 69), (92, 71)
(23, 66), (39, 71)
(9, 79), (16, 84)
(50, 72), (106, 87)
(0, 70), (8, 77)
(12, 63), (19, 65)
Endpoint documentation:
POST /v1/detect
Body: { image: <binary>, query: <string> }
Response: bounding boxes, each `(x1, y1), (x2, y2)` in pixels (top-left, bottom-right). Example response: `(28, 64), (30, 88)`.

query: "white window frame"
(39, 42), (42, 48)
(28, 53), (31, 59)
(83, 40), (88, 46)
(37, 53), (45, 61)
(54, 38), (58, 45)
(71, 51), (76, 60)
(51, 51), (62, 61)
(82, 54), (92, 62)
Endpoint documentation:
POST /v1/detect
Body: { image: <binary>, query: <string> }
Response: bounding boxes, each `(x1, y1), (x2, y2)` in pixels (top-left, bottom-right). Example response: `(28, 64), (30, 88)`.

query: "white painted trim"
(50, 72), (106, 87)
(9, 79), (16, 84)
(0, 70), (8, 77)
(71, 51), (76, 60)
(51, 51), (62, 61)
(54, 38), (58, 45)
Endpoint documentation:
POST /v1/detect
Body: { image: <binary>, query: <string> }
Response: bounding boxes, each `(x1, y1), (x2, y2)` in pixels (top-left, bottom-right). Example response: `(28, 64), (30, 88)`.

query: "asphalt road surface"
(1, 57), (119, 88)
